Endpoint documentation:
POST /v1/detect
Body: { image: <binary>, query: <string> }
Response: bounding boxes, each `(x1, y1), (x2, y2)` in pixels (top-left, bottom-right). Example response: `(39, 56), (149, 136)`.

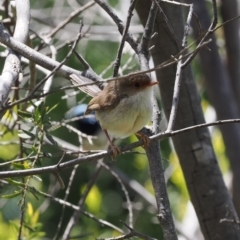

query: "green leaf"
(22, 129), (36, 138)
(1, 190), (22, 199)
(12, 162), (31, 169)
(45, 133), (56, 145)
(23, 223), (36, 232)
(29, 190), (39, 200)
(18, 110), (32, 118)
(31, 145), (38, 154)
(18, 133), (32, 139)
(32, 175), (42, 182)
(7, 178), (25, 187)
(46, 104), (58, 115)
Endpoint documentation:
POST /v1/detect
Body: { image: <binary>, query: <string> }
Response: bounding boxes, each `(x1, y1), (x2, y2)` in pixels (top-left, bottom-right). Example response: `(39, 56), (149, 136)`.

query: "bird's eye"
(134, 82), (140, 88)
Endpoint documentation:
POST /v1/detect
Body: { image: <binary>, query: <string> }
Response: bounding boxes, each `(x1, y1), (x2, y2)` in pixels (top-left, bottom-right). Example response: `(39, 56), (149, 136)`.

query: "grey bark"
(0, 0), (30, 107)
(187, 0), (240, 217)
(220, 0), (240, 108)
(136, 1), (240, 239)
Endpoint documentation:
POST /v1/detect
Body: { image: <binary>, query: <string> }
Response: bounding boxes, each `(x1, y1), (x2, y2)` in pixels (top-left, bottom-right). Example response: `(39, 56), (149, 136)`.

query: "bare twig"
(30, 23), (84, 96)
(73, 49), (91, 70)
(18, 126), (44, 239)
(153, 0), (180, 47)
(181, 0), (218, 67)
(138, 1), (158, 69)
(94, 0), (138, 52)
(62, 161), (103, 240)
(46, 1), (95, 38)
(0, 24), (211, 113)
(0, 22), (86, 86)
(53, 164), (79, 240)
(113, 0), (138, 77)
(97, 221), (157, 240)
(120, 221), (157, 240)
(3, 117), (240, 178)
(101, 162), (133, 228)
(29, 186), (124, 233)
(166, 4), (193, 132)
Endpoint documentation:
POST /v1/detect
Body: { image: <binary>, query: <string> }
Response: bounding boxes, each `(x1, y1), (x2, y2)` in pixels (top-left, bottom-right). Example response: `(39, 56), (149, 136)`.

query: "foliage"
(0, 0), (232, 239)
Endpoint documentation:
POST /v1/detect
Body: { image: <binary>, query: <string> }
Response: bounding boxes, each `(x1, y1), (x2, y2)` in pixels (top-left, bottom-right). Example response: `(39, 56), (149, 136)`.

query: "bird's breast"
(96, 88), (153, 138)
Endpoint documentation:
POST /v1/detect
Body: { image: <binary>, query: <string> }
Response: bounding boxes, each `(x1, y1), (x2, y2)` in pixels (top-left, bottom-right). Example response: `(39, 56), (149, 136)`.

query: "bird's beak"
(148, 81), (158, 87)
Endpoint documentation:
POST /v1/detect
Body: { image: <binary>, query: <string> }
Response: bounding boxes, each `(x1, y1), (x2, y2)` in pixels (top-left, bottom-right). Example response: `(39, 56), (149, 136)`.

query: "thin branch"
(181, 0), (218, 67)
(30, 23), (84, 96)
(138, 1), (158, 69)
(0, 24), (211, 113)
(73, 49), (91, 70)
(29, 186), (124, 234)
(154, 0), (180, 48)
(101, 162), (133, 228)
(94, 0), (138, 52)
(53, 164), (79, 240)
(159, 0), (191, 7)
(113, 0), (138, 77)
(26, 38), (56, 112)
(18, 126), (44, 239)
(97, 233), (133, 240)
(120, 221), (158, 240)
(166, 3), (193, 132)
(46, 1), (95, 38)
(97, 220), (157, 240)
(3, 117), (240, 178)
(0, 22), (85, 83)
(62, 161), (103, 240)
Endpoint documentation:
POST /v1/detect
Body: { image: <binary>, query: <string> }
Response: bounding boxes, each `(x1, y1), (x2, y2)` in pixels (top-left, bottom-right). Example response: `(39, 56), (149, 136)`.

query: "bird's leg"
(103, 129), (120, 158)
(135, 131), (150, 149)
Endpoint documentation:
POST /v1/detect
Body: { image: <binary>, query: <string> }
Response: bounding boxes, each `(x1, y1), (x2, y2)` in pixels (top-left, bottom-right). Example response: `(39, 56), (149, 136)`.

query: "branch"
(2, 118), (240, 178)
(135, 2), (178, 239)
(94, 0), (138, 52)
(0, 21), (211, 114)
(138, 1), (158, 70)
(27, 185), (124, 234)
(0, 0), (30, 110)
(166, 3), (193, 132)
(181, 0), (218, 67)
(113, 0), (138, 77)
(0, 22), (90, 86)
(46, 1), (95, 38)
(101, 163), (133, 228)
(62, 162), (103, 240)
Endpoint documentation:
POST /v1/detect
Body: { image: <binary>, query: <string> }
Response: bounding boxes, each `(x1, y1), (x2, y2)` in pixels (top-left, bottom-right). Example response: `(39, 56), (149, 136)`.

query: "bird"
(70, 73), (158, 157)
(65, 104), (107, 150)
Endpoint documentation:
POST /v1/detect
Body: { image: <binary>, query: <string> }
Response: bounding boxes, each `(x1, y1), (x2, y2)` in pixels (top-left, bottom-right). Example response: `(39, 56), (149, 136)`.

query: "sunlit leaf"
(81, 185), (102, 213)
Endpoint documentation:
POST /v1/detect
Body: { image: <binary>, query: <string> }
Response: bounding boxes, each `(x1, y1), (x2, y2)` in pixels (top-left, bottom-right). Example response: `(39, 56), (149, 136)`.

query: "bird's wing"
(70, 74), (101, 97)
(85, 84), (125, 115)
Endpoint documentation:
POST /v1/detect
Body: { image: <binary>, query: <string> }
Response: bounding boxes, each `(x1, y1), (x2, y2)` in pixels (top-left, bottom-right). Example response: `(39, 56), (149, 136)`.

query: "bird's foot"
(135, 132), (150, 149)
(110, 144), (121, 159)
(103, 129), (121, 158)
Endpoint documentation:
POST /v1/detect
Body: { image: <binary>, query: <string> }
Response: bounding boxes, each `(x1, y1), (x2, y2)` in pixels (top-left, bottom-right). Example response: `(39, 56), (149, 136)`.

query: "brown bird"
(70, 73), (158, 157)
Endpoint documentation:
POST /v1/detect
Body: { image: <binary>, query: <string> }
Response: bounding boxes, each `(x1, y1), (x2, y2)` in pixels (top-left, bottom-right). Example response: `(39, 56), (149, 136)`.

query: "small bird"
(70, 73), (158, 156)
